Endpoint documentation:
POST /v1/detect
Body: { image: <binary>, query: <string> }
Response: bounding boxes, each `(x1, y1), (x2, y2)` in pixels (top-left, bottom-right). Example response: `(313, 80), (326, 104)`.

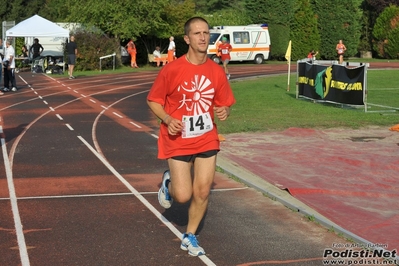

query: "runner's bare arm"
(147, 100), (183, 135)
(214, 106), (230, 121)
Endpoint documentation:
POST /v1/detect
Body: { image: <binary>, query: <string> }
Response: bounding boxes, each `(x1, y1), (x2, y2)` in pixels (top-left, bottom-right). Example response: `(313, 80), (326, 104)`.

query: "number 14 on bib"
(182, 112), (213, 138)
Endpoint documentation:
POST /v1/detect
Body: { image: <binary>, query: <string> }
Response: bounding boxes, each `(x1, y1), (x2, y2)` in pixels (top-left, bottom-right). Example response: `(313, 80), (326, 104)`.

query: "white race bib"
(182, 112), (213, 138)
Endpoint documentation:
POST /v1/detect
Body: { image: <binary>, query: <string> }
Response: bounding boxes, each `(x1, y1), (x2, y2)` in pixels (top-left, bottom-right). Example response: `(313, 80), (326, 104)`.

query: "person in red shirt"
(218, 36), (233, 79)
(126, 39), (138, 68)
(147, 16), (235, 256)
(307, 50), (318, 61)
(336, 40), (346, 64)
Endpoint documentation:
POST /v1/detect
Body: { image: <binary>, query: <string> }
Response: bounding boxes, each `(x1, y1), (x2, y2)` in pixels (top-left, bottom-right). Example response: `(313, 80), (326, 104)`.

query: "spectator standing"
(2, 40), (17, 92)
(126, 39), (138, 68)
(336, 40), (347, 64)
(29, 38), (44, 60)
(0, 39), (3, 94)
(167, 36), (175, 63)
(147, 16), (235, 256)
(66, 35), (78, 79)
(218, 36), (233, 79)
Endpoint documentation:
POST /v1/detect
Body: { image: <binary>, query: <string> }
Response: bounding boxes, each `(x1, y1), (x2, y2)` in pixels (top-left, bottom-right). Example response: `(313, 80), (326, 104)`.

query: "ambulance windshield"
(209, 33), (221, 45)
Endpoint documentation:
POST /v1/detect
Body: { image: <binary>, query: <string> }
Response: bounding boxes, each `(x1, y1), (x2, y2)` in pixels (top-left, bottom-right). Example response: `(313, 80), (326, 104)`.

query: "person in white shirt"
(2, 40), (17, 92)
(153, 46), (163, 67)
(167, 36), (176, 63)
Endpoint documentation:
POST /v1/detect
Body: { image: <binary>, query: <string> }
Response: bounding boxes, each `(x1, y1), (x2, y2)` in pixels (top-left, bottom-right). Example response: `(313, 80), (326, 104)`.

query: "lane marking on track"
(1, 126), (31, 266)
(43, 101), (48, 105)
(56, 114), (63, 120)
(65, 124), (74, 131)
(112, 112), (123, 118)
(90, 99), (96, 103)
(77, 135), (217, 266)
(0, 188), (248, 201)
(49, 107), (55, 112)
(130, 121), (142, 128)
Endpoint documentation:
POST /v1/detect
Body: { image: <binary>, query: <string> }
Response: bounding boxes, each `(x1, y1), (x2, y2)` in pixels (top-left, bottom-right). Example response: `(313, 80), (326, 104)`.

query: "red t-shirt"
(147, 56), (236, 159)
(218, 43), (232, 61)
(337, 44), (345, 55)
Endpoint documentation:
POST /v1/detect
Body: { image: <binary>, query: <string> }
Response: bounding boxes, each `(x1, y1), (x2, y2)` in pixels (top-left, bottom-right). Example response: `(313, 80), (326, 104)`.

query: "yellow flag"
(285, 40), (292, 61)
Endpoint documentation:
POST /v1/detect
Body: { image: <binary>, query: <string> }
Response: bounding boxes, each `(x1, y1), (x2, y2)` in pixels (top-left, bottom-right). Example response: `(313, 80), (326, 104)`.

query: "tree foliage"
(195, 0), (241, 13)
(245, 0), (295, 59)
(72, 30), (121, 71)
(202, 9), (252, 27)
(313, 0), (362, 60)
(290, 0), (320, 60)
(367, 0), (399, 13)
(372, 4), (399, 58)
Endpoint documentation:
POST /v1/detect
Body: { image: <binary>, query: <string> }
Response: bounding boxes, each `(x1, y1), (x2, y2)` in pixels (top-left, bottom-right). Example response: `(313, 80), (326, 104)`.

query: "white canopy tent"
(6, 14), (69, 38)
(6, 15), (70, 58)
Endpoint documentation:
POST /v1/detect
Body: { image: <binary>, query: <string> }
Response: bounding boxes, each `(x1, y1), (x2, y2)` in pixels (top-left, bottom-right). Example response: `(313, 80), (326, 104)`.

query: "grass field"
(216, 69), (399, 134)
(67, 61), (399, 134)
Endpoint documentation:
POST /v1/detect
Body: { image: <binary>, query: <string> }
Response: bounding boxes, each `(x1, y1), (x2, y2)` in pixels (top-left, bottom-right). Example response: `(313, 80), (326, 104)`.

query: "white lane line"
(73, 90), (79, 94)
(65, 124), (74, 131)
(90, 99), (96, 103)
(100, 105), (108, 109)
(129, 121), (142, 128)
(81, 94), (86, 98)
(56, 114), (63, 121)
(151, 134), (158, 139)
(34, 91), (37, 94)
(113, 112), (123, 118)
(1, 127), (30, 266)
(77, 135), (216, 266)
(49, 107), (55, 112)
(43, 101), (48, 105)
(0, 188), (248, 201)
(38, 96), (43, 99)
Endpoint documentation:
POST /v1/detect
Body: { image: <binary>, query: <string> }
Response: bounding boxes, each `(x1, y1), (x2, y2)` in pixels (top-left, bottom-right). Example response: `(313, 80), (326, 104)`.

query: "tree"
(367, 0), (399, 14)
(372, 4), (399, 58)
(40, 0), (70, 22)
(194, 0), (241, 13)
(312, 0), (362, 60)
(245, 0), (295, 59)
(202, 8), (252, 27)
(290, 0), (320, 60)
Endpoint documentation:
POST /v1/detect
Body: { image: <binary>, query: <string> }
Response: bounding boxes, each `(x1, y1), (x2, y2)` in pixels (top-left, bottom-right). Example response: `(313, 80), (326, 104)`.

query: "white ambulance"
(207, 24), (271, 64)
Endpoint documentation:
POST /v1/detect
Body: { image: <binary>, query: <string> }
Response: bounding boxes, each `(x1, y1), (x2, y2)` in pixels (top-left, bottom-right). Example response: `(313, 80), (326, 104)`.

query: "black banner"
(297, 62), (365, 105)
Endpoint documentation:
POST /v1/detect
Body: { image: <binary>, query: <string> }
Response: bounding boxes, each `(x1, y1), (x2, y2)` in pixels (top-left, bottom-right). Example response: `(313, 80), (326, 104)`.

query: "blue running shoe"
(158, 170), (172, 209)
(180, 233), (205, 256)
